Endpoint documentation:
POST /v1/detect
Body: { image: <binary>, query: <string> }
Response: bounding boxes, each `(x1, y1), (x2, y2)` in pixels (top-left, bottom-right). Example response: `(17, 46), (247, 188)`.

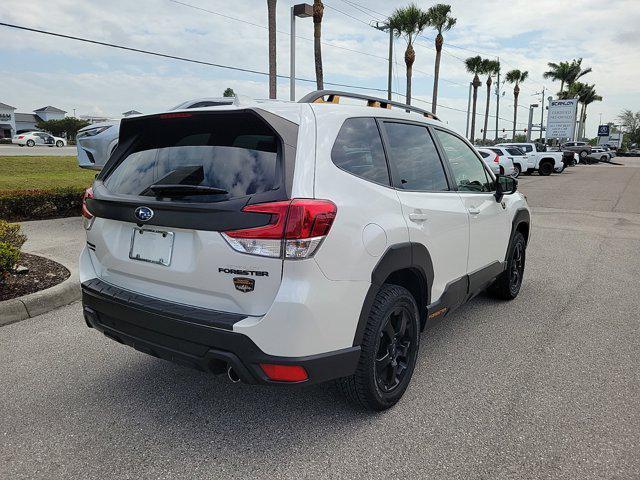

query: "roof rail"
(298, 90), (440, 121)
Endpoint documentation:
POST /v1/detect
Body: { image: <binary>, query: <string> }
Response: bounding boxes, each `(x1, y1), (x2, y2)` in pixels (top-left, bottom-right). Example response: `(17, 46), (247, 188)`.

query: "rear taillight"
(494, 154), (500, 163)
(17, 135), (24, 139)
(82, 187), (94, 230)
(222, 199), (337, 259)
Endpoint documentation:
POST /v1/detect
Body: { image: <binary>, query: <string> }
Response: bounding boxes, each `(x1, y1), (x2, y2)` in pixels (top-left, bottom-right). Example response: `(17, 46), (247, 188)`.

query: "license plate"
(129, 228), (174, 266)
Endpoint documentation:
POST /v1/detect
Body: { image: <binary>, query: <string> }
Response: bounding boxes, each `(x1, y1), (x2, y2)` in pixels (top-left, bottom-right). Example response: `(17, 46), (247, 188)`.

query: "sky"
(1, 0), (638, 138)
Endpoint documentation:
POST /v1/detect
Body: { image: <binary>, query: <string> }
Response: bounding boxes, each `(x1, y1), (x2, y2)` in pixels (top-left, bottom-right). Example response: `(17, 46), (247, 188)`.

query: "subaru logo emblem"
(134, 206), (154, 222)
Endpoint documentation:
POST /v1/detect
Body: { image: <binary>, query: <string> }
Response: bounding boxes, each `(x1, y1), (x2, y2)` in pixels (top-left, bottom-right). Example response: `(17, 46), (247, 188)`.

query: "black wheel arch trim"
(352, 242), (434, 346)
(509, 208), (531, 252)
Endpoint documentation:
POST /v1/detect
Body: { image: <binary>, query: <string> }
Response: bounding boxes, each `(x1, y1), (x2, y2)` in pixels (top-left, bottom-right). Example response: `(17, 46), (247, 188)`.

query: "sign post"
(545, 99), (579, 141)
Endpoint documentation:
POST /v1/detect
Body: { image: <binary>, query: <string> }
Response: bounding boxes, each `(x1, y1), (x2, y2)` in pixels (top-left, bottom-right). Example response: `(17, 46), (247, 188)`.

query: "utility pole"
(373, 22), (393, 101)
(494, 57), (500, 141)
(465, 82), (472, 139)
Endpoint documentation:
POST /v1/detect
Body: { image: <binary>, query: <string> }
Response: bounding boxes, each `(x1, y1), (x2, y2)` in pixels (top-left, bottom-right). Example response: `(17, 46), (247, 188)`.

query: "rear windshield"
(103, 112), (280, 203)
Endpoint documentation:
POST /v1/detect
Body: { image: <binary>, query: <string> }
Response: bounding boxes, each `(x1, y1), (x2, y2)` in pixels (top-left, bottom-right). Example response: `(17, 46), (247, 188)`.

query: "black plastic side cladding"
(352, 242), (434, 346)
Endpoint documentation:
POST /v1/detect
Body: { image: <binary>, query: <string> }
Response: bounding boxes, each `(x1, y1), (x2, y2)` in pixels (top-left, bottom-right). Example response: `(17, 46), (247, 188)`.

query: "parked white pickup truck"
(496, 142), (565, 176)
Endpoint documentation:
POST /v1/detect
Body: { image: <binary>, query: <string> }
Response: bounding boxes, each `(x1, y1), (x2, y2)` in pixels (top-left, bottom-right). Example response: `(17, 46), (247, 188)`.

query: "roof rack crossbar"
(298, 90), (439, 121)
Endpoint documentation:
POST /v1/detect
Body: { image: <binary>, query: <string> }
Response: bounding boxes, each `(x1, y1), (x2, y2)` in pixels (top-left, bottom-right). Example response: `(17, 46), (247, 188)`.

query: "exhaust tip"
(227, 365), (241, 383)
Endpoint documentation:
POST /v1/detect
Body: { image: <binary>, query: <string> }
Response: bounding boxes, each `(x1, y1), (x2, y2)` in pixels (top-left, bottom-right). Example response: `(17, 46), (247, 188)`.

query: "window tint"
(331, 118), (389, 185)
(478, 150), (490, 158)
(489, 148), (503, 156)
(522, 145), (533, 152)
(383, 122), (448, 191)
(506, 147), (524, 156)
(104, 112), (280, 203)
(435, 129), (493, 193)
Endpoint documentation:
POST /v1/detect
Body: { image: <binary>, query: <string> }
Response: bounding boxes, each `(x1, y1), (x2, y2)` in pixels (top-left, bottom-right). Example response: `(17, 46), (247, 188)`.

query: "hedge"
(0, 187), (86, 222)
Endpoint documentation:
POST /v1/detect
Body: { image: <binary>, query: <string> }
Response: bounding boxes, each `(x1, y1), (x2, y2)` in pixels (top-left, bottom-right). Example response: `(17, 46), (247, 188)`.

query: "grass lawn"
(0, 156), (95, 192)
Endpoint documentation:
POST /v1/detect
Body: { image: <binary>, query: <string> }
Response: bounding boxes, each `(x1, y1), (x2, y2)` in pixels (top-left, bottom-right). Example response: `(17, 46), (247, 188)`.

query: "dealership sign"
(546, 99), (579, 139)
(0, 113), (12, 122)
(597, 124), (610, 136)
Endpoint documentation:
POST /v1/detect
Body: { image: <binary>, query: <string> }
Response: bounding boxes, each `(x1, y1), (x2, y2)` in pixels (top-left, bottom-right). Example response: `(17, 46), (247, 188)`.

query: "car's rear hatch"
(84, 108), (298, 317)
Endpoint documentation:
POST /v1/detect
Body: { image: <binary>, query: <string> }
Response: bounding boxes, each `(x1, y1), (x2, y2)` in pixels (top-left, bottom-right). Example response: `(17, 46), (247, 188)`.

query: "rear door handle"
(409, 212), (429, 222)
(468, 207), (481, 215)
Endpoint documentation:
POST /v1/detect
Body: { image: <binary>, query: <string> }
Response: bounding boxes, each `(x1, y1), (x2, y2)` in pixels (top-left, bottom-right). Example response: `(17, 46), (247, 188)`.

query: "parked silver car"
(77, 98), (235, 169)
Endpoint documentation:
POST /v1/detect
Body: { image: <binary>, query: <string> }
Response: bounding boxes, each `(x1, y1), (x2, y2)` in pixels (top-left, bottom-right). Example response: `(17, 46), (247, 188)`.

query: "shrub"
(0, 241), (20, 284)
(0, 220), (27, 250)
(0, 187), (85, 222)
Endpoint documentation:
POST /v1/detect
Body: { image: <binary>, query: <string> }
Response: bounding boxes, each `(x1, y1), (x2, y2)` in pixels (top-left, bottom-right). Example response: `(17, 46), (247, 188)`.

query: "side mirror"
(495, 175), (517, 202)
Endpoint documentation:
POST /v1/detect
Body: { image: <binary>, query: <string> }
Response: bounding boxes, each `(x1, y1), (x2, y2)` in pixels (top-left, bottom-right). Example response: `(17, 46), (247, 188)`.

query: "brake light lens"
(260, 364), (308, 382)
(494, 154), (500, 163)
(222, 199), (337, 259)
(17, 135), (24, 139)
(82, 187), (94, 230)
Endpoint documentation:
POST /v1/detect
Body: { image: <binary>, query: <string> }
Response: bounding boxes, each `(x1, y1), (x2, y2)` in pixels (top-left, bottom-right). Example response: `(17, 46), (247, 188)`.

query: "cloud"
(0, 0), (638, 136)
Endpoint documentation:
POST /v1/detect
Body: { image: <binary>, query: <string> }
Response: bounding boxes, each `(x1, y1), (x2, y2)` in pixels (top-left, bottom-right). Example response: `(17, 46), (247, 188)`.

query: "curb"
(0, 271), (80, 327)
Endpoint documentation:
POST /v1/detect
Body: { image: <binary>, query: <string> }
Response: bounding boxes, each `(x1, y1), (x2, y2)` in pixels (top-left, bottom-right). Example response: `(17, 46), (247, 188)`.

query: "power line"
(337, 0), (383, 22)
(168, 0), (389, 62)
(323, 2), (372, 26)
(0, 21), (389, 93)
(0, 21), (526, 125)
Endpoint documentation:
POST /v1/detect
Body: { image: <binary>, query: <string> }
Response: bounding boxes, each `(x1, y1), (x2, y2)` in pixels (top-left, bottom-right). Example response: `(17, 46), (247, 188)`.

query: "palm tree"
(481, 59), (500, 142)
(543, 61), (573, 94)
(388, 3), (430, 106)
(565, 83), (601, 139)
(566, 58), (592, 89)
(464, 56), (484, 142)
(313, 0), (324, 90)
(425, 3), (456, 114)
(267, 0), (277, 99)
(505, 69), (528, 140)
(543, 58), (592, 96)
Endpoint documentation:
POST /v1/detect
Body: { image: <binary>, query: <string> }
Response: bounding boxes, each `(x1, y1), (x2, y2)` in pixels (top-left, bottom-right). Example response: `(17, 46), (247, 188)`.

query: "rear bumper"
(81, 278), (360, 385)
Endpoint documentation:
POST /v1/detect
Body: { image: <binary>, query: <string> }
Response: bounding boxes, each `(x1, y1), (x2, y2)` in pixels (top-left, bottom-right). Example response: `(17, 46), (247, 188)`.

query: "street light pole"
(465, 82), (472, 139)
(290, 4), (313, 101)
(539, 87), (545, 142)
(373, 22), (393, 101)
(527, 104), (538, 142)
(494, 57), (500, 141)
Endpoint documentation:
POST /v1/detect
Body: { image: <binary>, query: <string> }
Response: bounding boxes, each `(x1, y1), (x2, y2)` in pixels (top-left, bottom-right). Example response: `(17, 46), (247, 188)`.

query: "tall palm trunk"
(470, 74), (481, 142)
(580, 103), (587, 139)
(267, 0), (277, 99)
(560, 80), (564, 93)
(431, 33), (443, 114)
(405, 43), (415, 105)
(313, 0), (324, 90)
(512, 84), (520, 140)
(482, 75), (492, 141)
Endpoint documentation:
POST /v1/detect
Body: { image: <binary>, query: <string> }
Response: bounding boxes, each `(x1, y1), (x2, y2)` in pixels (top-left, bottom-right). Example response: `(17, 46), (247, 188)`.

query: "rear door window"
(383, 122), (449, 191)
(103, 112), (281, 203)
(479, 150), (490, 158)
(489, 148), (503, 156)
(331, 118), (389, 185)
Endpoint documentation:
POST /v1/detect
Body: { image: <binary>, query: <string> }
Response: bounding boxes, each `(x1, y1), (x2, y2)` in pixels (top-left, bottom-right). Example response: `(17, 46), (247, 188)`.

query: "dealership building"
(0, 102), (67, 139)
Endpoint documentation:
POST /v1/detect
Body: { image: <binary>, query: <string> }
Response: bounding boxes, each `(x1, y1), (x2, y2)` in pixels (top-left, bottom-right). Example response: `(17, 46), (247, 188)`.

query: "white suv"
(80, 91), (531, 410)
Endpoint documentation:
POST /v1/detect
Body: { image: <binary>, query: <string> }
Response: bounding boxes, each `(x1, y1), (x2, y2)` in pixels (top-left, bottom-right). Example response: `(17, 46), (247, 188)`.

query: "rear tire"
(579, 150), (588, 159)
(337, 284), (420, 411)
(26, 139), (35, 147)
(538, 161), (553, 176)
(489, 231), (526, 300)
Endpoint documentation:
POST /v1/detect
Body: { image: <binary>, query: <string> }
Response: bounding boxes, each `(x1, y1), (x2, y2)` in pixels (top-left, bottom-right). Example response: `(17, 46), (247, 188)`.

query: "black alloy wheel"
(375, 305), (415, 393)
(509, 240), (525, 295)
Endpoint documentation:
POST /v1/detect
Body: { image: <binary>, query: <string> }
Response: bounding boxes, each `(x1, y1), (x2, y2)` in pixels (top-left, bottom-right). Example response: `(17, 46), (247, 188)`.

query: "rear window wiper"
(147, 184), (229, 196)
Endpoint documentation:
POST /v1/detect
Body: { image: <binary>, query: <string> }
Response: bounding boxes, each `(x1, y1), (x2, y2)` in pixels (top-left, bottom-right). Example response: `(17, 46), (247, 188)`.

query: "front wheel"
(56, 140), (64, 147)
(512, 164), (521, 178)
(489, 231), (526, 300)
(337, 284), (420, 411)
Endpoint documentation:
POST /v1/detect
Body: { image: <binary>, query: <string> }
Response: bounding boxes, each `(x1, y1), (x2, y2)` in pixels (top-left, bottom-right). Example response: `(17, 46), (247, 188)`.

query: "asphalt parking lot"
(2, 159), (639, 479)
